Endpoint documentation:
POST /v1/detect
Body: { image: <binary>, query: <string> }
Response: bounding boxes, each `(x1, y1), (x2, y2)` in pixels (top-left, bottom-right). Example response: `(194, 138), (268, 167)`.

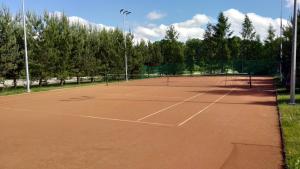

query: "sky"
(0, 0), (299, 42)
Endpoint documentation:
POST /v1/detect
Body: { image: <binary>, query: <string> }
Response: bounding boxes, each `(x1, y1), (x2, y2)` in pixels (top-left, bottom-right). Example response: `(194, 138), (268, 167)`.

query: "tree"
(228, 36), (241, 72)
(42, 12), (60, 83)
(241, 15), (256, 40)
(240, 15), (257, 72)
(213, 13), (232, 72)
(70, 24), (87, 84)
(55, 14), (72, 85)
(109, 29), (125, 74)
(97, 29), (111, 75)
(228, 36), (241, 60)
(86, 28), (103, 82)
(0, 7), (24, 88)
(145, 41), (162, 74)
(146, 41), (162, 65)
(202, 23), (217, 73)
(265, 25), (276, 43)
(128, 35), (146, 75)
(185, 39), (202, 74)
(264, 25), (279, 60)
(165, 25), (179, 41)
(27, 12), (48, 85)
(160, 26), (184, 75)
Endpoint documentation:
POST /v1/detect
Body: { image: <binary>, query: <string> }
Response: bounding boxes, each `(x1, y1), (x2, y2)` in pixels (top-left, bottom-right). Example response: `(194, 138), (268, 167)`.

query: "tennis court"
(0, 75), (283, 169)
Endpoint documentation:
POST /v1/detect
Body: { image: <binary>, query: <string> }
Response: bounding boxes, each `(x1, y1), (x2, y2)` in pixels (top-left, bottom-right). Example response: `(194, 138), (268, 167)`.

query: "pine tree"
(55, 14), (72, 85)
(0, 7), (24, 88)
(240, 15), (257, 72)
(264, 25), (279, 61)
(165, 25), (179, 42)
(202, 23), (217, 73)
(70, 24), (87, 84)
(185, 39), (202, 74)
(161, 26), (184, 75)
(265, 25), (276, 43)
(213, 13), (232, 72)
(241, 15), (256, 40)
(42, 12), (60, 82)
(27, 12), (48, 85)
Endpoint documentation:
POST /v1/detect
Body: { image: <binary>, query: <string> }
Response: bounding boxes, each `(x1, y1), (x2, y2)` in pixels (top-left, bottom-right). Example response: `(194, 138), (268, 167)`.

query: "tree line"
(0, 6), (294, 88)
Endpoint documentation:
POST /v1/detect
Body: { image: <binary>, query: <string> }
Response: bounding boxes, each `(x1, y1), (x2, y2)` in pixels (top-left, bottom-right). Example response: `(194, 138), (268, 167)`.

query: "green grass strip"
(277, 89), (300, 169)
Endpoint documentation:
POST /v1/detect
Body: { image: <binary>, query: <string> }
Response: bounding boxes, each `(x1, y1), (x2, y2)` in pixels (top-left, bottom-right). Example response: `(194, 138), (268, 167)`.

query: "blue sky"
(0, 0), (297, 41)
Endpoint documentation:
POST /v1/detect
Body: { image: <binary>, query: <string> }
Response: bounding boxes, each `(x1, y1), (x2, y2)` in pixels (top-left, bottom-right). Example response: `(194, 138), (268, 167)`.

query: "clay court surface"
(0, 76), (283, 169)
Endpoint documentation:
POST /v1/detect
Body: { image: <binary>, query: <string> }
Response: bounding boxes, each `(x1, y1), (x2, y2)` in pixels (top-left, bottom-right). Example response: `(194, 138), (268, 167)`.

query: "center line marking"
(178, 89), (234, 127)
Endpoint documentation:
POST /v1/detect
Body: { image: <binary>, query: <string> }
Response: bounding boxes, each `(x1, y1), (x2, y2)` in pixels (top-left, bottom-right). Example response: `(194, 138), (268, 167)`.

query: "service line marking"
(178, 89), (234, 127)
(69, 115), (174, 127)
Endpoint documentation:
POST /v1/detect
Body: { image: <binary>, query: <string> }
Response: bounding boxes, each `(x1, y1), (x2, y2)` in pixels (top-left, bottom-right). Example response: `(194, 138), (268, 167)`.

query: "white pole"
(22, 0), (30, 92)
(280, 0), (283, 82)
(290, 0), (298, 104)
(123, 14), (128, 82)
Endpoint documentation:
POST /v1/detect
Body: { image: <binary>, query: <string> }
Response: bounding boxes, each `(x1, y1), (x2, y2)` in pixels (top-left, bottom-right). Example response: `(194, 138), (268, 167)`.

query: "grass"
(277, 89), (300, 169)
(0, 75), (160, 96)
(0, 81), (106, 96)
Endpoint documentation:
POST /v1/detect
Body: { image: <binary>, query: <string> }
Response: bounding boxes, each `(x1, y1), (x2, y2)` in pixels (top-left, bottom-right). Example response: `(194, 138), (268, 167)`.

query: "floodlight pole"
(290, 0), (298, 104)
(22, 0), (30, 92)
(120, 9), (131, 82)
(123, 14), (128, 82)
(280, 0), (283, 82)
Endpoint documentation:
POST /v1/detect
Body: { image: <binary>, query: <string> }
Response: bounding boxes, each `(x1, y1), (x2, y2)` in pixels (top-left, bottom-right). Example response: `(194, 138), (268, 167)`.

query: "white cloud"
(68, 16), (114, 30)
(50, 11), (114, 30)
(286, 0), (300, 7)
(135, 9), (290, 42)
(135, 14), (211, 42)
(174, 14), (211, 27)
(147, 11), (166, 20)
(50, 9), (290, 43)
(134, 24), (167, 42)
(224, 9), (290, 40)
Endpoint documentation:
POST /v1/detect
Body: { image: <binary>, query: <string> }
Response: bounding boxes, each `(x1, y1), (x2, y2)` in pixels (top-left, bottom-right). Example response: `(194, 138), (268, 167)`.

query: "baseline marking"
(69, 115), (174, 127)
(178, 89), (234, 127)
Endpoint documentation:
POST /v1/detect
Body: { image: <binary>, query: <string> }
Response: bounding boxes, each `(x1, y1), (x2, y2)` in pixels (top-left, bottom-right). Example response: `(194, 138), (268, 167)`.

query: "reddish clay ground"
(0, 76), (283, 169)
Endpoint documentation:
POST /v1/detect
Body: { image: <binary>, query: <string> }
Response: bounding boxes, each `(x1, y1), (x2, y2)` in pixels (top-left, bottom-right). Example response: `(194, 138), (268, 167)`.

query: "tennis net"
(102, 73), (252, 88)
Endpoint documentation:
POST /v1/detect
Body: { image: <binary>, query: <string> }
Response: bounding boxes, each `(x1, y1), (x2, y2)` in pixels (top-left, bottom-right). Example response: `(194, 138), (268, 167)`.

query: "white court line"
(137, 91), (208, 121)
(0, 107), (34, 112)
(70, 115), (174, 127)
(137, 80), (224, 122)
(178, 89), (234, 127)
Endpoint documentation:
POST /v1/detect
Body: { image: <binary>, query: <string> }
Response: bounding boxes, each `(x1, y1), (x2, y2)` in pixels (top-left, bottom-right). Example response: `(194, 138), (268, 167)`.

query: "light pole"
(280, 0), (283, 82)
(290, 0), (298, 104)
(22, 0), (30, 92)
(120, 9), (131, 82)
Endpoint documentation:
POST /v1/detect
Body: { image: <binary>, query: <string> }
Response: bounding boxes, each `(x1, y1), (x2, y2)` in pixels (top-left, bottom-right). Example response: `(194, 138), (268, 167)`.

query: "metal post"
(249, 73), (252, 88)
(290, 0), (298, 104)
(120, 9), (131, 82)
(123, 14), (128, 82)
(22, 0), (30, 92)
(280, 0), (283, 82)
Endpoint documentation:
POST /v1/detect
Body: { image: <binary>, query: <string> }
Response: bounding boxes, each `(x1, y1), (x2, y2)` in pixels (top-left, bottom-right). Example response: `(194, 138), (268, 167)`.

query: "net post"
(105, 73), (108, 86)
(249, 73), (252, 88)
(225, 72), (228, 87)
(166, 74), (170, 86)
